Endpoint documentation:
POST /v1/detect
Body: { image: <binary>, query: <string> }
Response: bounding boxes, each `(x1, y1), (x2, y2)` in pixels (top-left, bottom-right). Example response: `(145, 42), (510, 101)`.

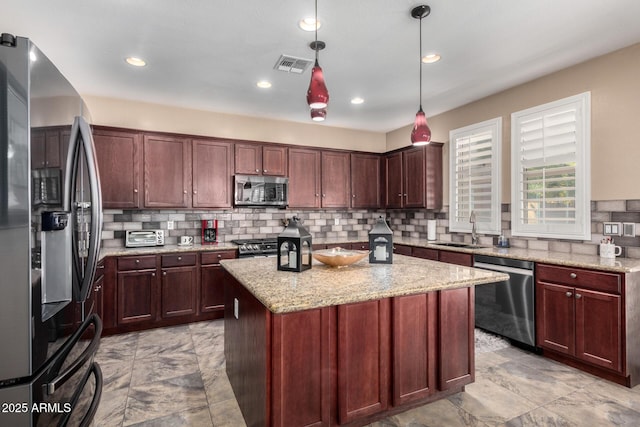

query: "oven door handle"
(473, 262), (534, 277)
(57, 361), (103, 427)
(47, 313), (103, 395)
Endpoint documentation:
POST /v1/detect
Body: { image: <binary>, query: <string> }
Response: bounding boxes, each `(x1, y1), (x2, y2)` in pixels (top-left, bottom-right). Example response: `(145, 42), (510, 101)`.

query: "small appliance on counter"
(202, 219), (218, 244)
(125, 230), (165, 248)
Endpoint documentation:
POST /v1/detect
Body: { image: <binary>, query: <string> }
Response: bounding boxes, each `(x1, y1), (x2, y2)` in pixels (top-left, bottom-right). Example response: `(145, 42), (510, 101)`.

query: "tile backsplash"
(101, 199), (640, 259)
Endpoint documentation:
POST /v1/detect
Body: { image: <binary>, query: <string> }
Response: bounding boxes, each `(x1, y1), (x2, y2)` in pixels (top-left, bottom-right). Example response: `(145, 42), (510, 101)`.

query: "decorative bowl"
(312, 247), (370, 267)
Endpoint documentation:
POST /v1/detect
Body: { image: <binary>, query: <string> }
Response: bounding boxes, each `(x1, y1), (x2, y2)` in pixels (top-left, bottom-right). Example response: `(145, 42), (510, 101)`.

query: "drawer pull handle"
(575, 293), (582, 299)
(570, 273), (577, 279)
(135, 259), (140, 264)
(566, 292), (573, 298)
(217, 254), (222, 258)
(163, 271), (167, 276)
(151, 273), (155, 277)
(178, 256), (182, 261)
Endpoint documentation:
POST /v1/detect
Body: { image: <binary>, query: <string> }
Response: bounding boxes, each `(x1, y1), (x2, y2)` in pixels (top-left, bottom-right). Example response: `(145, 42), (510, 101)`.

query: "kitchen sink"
(433, 242), (487, 249)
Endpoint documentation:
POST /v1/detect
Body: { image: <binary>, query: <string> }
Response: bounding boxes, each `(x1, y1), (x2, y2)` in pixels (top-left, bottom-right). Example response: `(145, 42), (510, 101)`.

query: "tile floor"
(92, 320), (640, 426)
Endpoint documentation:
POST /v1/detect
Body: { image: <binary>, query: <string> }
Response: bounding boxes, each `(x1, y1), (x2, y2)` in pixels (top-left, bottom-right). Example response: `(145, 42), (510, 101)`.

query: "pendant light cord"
(315, 0), (319, 62)
(419, 14), (423, 110)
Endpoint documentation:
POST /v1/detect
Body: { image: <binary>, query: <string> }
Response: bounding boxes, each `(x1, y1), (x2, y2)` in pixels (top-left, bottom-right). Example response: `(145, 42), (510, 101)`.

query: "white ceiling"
(3, 0), (640, 133)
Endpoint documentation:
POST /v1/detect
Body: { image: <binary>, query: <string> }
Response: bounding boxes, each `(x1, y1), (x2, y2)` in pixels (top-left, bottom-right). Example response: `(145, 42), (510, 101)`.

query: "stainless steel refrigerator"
(0, 33), (103, 426)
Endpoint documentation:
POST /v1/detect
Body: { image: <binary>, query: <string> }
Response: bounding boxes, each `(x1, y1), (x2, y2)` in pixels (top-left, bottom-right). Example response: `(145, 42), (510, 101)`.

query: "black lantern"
(369, 216), (393, 264)
(277, 217), (312, 272)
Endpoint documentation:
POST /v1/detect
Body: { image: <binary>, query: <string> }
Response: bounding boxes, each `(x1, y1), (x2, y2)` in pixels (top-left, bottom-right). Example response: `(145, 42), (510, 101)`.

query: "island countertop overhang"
(220, 254), (508, 314)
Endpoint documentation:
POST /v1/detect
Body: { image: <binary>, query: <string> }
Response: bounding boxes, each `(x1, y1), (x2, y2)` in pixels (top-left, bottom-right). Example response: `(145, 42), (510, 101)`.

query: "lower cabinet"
(536, 263), (624, 375)
(104, 249), (237, 334)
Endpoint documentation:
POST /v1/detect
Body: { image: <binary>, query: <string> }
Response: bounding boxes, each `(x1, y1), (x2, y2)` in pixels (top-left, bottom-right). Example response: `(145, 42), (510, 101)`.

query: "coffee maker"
(201, 219), (218, 244)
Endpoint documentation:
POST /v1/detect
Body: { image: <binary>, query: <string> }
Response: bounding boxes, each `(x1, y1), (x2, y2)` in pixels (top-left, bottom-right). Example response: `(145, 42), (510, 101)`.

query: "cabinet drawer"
(161, 253), (197, 268)
(393, 245), (412, 256)
(118, 255), (156, 271)
(536, 264), (621, 294)
(439, 251), (472, 266)
(412, 247), (439, 261)
(201, 250), (237, 265)
(351, 242), (370, 251)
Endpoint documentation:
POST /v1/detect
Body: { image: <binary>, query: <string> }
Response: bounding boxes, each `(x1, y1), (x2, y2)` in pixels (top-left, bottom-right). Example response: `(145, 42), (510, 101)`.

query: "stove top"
(232, 238), (278, 257)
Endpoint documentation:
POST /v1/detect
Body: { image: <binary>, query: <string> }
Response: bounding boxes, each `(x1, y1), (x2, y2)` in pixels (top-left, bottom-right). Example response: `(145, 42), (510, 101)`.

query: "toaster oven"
(125, 230), (165, 247)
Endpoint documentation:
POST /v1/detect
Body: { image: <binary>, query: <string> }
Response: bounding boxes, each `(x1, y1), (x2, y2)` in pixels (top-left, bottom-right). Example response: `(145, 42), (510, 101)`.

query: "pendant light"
(311, 108), (326, 121)
(410, 5), (432, 146)
(307, 0), (329, 111)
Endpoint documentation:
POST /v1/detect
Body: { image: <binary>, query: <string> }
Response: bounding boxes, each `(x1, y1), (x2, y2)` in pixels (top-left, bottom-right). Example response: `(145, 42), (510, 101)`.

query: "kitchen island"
(221, 255), (508, 427)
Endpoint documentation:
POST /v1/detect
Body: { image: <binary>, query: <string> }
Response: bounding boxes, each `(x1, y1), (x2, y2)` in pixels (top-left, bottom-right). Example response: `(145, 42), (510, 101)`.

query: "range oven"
(473, 254), (537, 349)
(232, 238), (278, 258)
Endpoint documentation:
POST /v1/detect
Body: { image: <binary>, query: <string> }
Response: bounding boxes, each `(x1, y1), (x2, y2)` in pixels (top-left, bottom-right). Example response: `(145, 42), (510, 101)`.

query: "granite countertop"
(100, 242), (238, 259)
(220, 254), (508, 314)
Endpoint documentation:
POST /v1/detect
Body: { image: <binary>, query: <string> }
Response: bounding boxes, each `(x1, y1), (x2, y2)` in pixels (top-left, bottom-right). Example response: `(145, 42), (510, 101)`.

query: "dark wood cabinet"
(392, 293), (437, 406)
(384, 144), (442, 210)
(438, 287), (475, 390)
(350, 153), (381, 208)
(412, 246), (439, 261)
(321, 150), (350, 208)
(200, 250), (236, 315)
(288, 148), (321, 208)
(31, 127), (65, 169)
(439, 250), (473, 266)
(143, 134), (191, 208)
(337, 299), (390, 424)
(536, 264), (623, 373)
(393, 244), (412, 256)
(192, 139), (233, 208)
(235, 143), (287, 176)
(93, 128), (142, 209)
(160, 253), (198, 319)
(117, 256), (158, 326)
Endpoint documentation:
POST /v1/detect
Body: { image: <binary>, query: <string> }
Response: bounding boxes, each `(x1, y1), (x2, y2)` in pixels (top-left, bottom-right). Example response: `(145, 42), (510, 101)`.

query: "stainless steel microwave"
(234, 175), (288, 207)
(125, 230), (165, 247)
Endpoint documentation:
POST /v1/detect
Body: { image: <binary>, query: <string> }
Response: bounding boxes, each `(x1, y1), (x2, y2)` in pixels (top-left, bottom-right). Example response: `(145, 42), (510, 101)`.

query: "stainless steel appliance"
(473, 254), (536, 349)
(234, 175), (288, 207)
(125, 229), (165, 248)
(0, 33), (103, 426)
(232, 238), (278, 258)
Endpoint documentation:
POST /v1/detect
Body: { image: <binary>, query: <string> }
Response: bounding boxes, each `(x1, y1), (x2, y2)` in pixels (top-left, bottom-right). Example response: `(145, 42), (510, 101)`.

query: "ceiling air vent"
(274, 55), (313, 74)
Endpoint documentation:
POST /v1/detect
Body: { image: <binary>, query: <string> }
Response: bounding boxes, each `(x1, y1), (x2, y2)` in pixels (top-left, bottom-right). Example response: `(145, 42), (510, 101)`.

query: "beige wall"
(387, 42), (640, 203)
(83, 96), (387, 153)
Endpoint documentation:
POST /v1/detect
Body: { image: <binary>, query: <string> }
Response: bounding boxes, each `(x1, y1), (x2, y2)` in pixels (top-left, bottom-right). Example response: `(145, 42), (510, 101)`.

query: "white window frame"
(449, 117), (502, 235)
(511, 92), (591, 240)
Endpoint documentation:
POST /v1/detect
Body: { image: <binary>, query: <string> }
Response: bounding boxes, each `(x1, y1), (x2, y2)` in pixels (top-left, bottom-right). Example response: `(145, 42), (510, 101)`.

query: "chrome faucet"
(470, 210), (478, 245)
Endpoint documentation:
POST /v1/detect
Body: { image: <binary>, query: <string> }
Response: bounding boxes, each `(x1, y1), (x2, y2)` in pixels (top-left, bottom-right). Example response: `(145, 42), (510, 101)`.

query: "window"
(449, 118), (502, 235)
(511, 92), (591, 240)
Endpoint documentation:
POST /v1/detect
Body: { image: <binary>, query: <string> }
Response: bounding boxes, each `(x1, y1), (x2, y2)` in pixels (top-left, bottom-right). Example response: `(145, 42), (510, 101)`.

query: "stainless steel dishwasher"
(473, 254), (536, 348)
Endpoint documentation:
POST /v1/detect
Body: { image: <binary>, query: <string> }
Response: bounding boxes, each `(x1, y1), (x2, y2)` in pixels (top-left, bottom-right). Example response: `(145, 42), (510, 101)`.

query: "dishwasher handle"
(473, 261), (534, 277)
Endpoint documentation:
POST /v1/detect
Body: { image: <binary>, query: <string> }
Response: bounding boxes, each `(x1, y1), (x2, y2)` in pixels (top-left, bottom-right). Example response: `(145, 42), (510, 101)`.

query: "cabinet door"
(536, 282), (575, 355)
(288, 148), (321, 208)
(262, 145), (288, 176)
(337, 299), (389, 424)
(235, 143), (261, 175)
(321, 151), (350, 207)
(271, 308), (331, 427)
(117, 270), (158, 325)
(403, 147), (426, 208)
(385, 152), (403, 208)
(393, 244), (412, 256)
(94, 128), (141, 209)
(192, 139), (233, 208)
(143, 134), (191, 208)
(161, 266), (198, 318)
(350, 153), (381, 208)
(439, 250), (472, 266)
(44, 129), (62, 168)
(425, 143), (443, 210)
(31, 129), (46, 169)
(392, 294), (436, 406)
(200, 264), (225, 313)
(438, 287), (474, 390)
(575, 288), (622, 372)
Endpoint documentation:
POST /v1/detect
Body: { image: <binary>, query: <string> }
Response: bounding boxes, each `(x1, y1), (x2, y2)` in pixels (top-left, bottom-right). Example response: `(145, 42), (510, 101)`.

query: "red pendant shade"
(307, 60), (329, 109)
(410, 107), (431, 145)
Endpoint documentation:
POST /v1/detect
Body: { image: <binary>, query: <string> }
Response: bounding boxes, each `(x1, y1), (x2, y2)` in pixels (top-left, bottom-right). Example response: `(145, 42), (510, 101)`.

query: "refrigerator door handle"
(57, 361), (103, 427)
(47, 313), (102, 395)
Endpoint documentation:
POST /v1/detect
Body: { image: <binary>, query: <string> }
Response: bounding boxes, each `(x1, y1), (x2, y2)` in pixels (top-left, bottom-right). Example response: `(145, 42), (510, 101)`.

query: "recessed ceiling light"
(125, 57), (147, 67)
(422, 53), (441, 64)
(256, 80), (272, 89)
(299, 17), (321, 32)
(350, 97), (364, 105)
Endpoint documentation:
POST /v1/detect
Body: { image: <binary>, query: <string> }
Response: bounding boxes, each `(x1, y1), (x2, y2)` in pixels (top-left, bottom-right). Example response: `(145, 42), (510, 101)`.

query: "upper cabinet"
(321, 151), (350, 208)
(31, 126), (70, 169)
(93, 128), (142, 209)
(385, 143), (442, 210)
(235, 143), (287, 176)
(288, 148), (321, 208)
(192, 139), (234, 208)
(143, 134), (192, 208)
(351, 153), (381, 209)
